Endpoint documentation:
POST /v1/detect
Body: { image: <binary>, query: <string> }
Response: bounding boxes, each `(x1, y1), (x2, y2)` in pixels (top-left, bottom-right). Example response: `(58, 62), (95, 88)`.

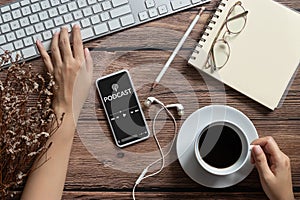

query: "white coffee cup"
(194, 121), (252, 176)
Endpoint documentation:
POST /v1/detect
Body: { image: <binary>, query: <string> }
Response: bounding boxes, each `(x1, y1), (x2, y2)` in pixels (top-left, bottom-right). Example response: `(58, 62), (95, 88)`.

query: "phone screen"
(96, 70), (150, 147)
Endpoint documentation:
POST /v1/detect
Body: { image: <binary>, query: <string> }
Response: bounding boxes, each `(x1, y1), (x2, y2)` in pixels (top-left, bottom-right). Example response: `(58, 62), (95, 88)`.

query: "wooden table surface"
(1, 0), (300, 199)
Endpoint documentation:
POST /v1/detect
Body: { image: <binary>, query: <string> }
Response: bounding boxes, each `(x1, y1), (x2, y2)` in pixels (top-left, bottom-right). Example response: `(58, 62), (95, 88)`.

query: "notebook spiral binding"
(190, 0), (229, 60)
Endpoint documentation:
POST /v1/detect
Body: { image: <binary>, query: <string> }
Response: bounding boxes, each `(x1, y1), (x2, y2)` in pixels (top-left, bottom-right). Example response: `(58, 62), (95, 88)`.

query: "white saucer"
(176, 105), (258, 188)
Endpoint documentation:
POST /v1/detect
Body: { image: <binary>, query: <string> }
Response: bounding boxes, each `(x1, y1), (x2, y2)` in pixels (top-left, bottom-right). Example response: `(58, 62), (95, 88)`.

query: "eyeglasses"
(205, 1), (248, 72)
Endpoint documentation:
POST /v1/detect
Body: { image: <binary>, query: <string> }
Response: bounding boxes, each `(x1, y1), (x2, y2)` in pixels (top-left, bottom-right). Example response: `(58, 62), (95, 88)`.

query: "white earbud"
(144, 97), (164, 108)
(144, 97), (184, 116)
(166, 104), (185, 116)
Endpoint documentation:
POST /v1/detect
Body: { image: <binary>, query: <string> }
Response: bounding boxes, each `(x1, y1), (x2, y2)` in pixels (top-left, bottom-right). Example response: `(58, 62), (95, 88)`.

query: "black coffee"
(198, 123), (242, 168)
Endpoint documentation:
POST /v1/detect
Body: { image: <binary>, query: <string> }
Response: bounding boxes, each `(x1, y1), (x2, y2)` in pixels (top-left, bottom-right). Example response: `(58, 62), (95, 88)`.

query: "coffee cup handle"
(249, 145), (254, 152)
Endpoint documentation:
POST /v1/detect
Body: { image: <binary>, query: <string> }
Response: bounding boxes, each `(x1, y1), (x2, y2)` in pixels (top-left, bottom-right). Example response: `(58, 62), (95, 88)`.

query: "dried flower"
(0, 50), (63, 198)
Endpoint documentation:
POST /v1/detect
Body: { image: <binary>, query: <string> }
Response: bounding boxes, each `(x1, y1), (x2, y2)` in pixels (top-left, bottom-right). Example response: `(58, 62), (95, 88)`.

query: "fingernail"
(253, 145), (263, 155)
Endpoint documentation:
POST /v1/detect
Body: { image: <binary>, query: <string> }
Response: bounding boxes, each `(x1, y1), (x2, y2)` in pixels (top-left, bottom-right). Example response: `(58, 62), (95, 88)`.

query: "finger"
(251, 136), (281, 160)
(36, 40), (54, 73)
(72, 25), (84, 60)
(252, 145), (274, 179)
(59, 26), (73, 61)
(51, 32), (62, 66)
(84, 48), (93, 73)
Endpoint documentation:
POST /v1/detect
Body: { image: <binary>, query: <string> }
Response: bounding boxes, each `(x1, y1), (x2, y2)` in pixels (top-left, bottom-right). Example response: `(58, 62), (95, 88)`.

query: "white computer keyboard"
(0, 0), (210, 67)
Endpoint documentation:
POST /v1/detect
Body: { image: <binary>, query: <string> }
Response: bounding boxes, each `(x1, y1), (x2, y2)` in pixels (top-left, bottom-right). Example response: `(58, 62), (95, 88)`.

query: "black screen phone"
(96, 70), (150, 148)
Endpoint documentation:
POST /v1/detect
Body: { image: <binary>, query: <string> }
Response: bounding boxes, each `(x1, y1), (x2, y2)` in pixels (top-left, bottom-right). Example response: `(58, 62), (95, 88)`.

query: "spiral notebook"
(188, 0), (300, 110)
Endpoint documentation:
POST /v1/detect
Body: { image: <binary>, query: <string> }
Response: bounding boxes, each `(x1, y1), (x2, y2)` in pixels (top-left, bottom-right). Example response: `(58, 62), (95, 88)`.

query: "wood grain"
(1, 0), (300, 199)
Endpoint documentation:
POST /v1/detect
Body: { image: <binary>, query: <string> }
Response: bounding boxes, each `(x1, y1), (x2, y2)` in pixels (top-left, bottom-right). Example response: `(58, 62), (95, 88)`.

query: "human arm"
(251, 136), (294, 200)
(21, 25), (93, 200)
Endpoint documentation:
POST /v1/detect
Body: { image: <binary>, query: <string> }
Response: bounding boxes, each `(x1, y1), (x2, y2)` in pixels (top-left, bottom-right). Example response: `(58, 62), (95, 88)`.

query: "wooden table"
(1, 0), (300, 199)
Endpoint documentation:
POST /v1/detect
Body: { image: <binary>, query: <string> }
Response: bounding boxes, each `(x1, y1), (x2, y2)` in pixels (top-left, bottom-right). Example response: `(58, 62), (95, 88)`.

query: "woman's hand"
(36, 25), (93, 124)
(251, 136), (294, 200)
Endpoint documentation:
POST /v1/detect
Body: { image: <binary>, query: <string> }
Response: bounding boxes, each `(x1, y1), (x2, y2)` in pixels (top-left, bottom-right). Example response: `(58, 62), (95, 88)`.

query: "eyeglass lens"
(211, 3), (247, 70)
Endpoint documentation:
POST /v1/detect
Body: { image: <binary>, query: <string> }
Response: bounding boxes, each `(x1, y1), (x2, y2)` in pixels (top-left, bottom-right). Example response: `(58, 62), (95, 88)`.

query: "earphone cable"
(132, 105), (178, 200)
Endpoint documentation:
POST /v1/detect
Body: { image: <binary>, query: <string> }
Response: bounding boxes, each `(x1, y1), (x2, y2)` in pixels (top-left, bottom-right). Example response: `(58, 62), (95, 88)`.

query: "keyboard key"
(81, 19), (91, 28)
(81, 27), (94, 39)
(32, 34), (43, 42)
(44, 20), (55, 30)
(1, 24), (11, 33)
(6, 33), (16, 42)
(54, 16), (64, 26)
(102, 1), (112, 10)
(43, 31), (53, 40)
(20, 0), (30, 6)
(31, 3), (41, 13)
(10, 3), (21, 10)
(68, 2), (78, 11)
(16, 29), (26, 39)
(58, 5), (68, 14)
(49, 8), (59, 17)
(12, 10), (22, 19)
(145, 0), (155, 8)
(63, 13), (73, 23)
(1, 6), (10, 13)
(100, 12), (110, 21)
(23, 37), (33, 46)
(148, 8), (158, 18)
(25, 26), (35, 36)
(112, 0), (128, 7)
(91, 15), (101, 24)
(94, 23), (109, 35)
(138, 11), (149, 21)
(22, 46), (37, 59)
(74, 10), (84, 20)
(2, 43), (14, 52)
(92, 4), (102, 13)
(110, 5), (131, 18)
(29, 14), (40, 24)
(50, 0), (60, 6)
(108, 18), (121, 30)
(20, 17), (30, 27)
(2, 13), (12, 23)
(78, 0), (88, 8)
(39, 11), (49, 21)
(158, 5), (168, 14)
(35, 23), (45, 32)
(170, 0), (191, 10)
(88, 0), (97, 5)
(41, 1), (51, 10)
(21, 6), (31, 16)
(0, 35), (7, 45)
(83, 7), (93, 17)
(13, 40), (24, 50)
(61, 0), (70, 3)
(120, 14), (134, 26)
(10, 21), (21, 30)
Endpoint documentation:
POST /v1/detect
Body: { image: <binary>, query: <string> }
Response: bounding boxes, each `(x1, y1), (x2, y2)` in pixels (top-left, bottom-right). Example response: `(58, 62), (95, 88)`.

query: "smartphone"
(95, 70), (150, 148)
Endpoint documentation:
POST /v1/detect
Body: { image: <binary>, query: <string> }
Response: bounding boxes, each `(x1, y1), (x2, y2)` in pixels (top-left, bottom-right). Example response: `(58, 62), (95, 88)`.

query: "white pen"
(151, 7), (206, 91)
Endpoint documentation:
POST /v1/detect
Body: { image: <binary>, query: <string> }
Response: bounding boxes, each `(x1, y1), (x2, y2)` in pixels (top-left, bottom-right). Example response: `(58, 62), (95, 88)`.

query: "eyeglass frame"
(206, 1), (248, 72)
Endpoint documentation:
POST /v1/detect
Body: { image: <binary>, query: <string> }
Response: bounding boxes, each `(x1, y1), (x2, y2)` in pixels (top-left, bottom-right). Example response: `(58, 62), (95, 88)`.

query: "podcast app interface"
(97, 71), (148, 146)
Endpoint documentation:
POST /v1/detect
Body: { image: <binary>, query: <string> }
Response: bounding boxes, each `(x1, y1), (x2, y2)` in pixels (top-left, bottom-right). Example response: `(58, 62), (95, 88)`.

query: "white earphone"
(132, 97), (184, 200)
(144, 97), (184, 116)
